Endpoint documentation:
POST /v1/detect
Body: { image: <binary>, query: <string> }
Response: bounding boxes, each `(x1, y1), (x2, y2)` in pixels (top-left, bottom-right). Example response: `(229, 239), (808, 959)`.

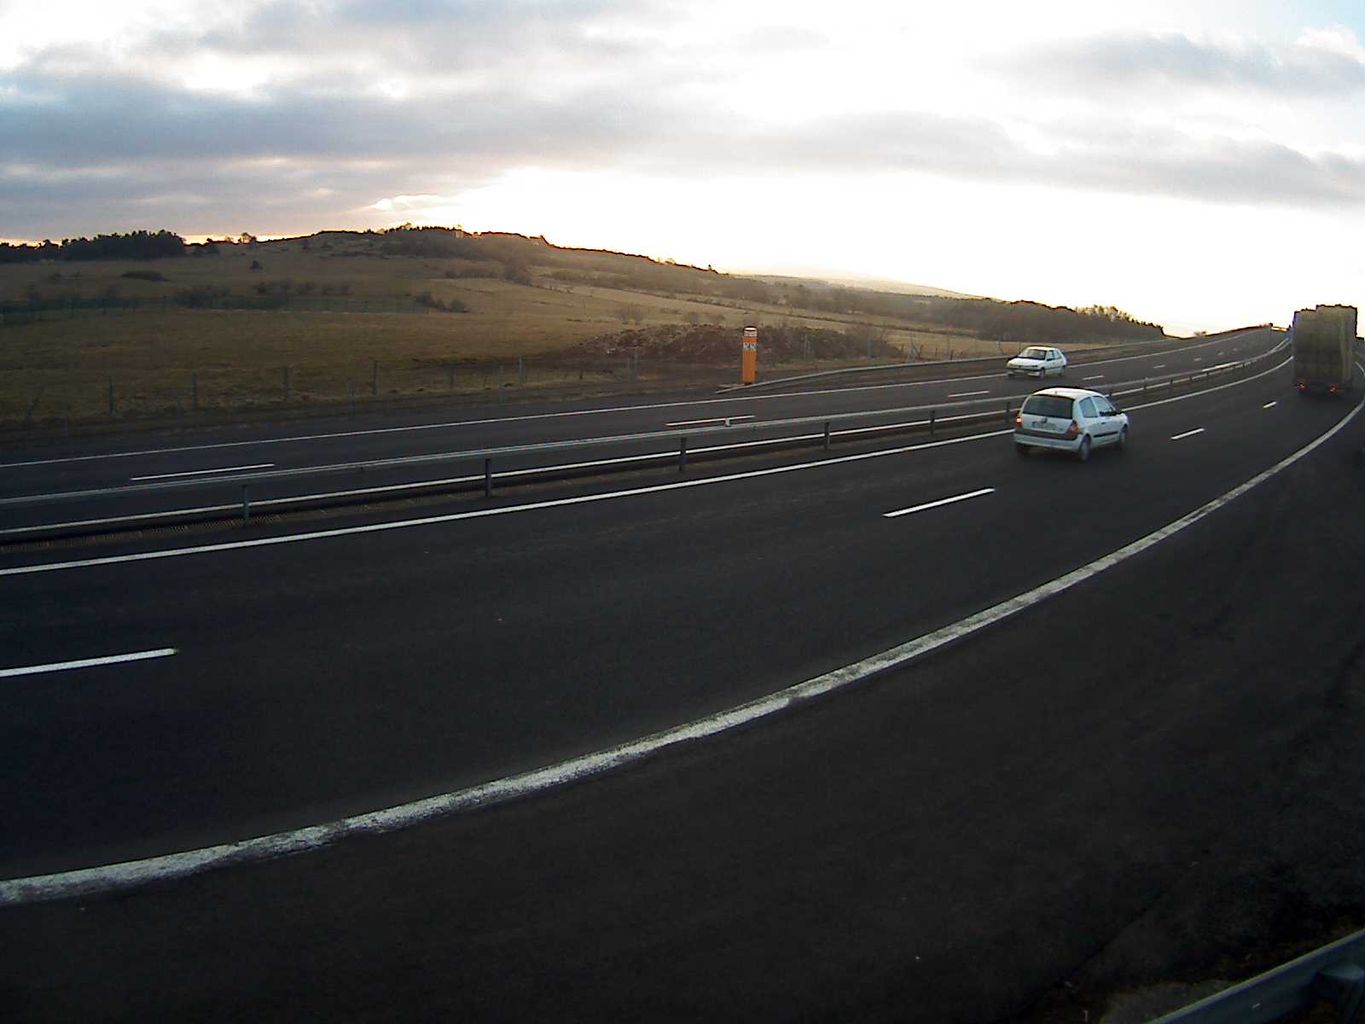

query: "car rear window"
(1021, 348), (1049, 359)
(1021, 395), (1074, 418)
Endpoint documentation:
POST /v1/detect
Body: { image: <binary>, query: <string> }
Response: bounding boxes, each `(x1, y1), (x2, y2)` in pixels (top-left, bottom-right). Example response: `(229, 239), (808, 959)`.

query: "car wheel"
(1076, 435), (1091, 462)
(1116, 426), (1128, 451)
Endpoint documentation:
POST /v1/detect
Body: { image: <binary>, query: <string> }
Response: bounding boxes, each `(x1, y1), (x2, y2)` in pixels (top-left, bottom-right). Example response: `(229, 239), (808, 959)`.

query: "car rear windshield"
(1021, 395), (1074, 418)
(1021, 348), (1050, 359)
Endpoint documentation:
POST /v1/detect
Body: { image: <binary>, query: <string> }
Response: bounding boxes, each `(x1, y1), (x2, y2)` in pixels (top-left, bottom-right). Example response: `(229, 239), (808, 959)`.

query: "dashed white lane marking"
(0, 648), (177, 679)
(4, 389), (1357, 906)
(1171, 428), (1206, 441)
(664, 415), (756, 427)
(0, 331), (1276, 472)
(1263, 401), (1278, 409)
(1152, 364), (1167, 369)
(1083, 375), (1105, 381)
(884, 488), (995, 519)
(0, 430), (1011, 578)
(947, 390), (990, 398)
(131, 464), (274, 482)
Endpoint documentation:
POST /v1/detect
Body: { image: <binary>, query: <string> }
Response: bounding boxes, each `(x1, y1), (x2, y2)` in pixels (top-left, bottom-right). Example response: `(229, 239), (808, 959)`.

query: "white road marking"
(0, 430), (1012, 578)
(884, 488), (995, 519)
(1152, 364), (1167, 369)
(0, 329), (1276, 472)
(131, 463), (274, 482)
(664, 415), (755, 427)
(6, 388), (1357, 906)
(1083, 375), (1105, 381)
(0, 354), (1299, 554)
(947, 390), (990, 398)
(1263, 401), (1277, 409)
(1171, 428), (1206, 441)
(0, 648), (176, 679)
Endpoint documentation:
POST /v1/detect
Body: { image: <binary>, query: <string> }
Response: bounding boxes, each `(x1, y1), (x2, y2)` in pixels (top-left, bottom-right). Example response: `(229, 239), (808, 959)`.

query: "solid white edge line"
(0, 648), (177, 679)
(883, 488), (995, 518)
(0, 331), (1276, 472)
(0, 431), (1010, 577)
(4, 389), (1359, 906)
(0, 354), (1295, 566)
(1171, 428), (1206, 441)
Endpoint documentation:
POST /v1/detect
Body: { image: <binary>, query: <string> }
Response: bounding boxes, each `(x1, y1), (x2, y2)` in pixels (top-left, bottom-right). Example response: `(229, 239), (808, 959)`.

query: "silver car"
(1006, 346), (1067, 379)
(1014, 387), (1129, 461)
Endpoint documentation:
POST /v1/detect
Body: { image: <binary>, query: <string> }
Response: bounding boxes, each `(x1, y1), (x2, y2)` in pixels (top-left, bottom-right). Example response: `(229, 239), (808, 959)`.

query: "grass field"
(0, 234), (1114, 429)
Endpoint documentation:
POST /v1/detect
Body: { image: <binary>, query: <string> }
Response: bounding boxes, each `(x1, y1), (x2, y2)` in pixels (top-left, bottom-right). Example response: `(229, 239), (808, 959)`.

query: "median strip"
(3, 390), (1358, 906)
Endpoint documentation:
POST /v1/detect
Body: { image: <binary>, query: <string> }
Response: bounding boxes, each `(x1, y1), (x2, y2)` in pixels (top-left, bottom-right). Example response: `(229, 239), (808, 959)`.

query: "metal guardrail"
(0, 350), (1272, 536)
(1151, 926), (1365, 1023)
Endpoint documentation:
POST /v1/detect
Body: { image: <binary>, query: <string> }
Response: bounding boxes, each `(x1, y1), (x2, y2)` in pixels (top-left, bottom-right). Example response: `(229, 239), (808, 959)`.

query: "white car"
(1014, 387), (1129, 461)
(1006, 346), (1067, 379)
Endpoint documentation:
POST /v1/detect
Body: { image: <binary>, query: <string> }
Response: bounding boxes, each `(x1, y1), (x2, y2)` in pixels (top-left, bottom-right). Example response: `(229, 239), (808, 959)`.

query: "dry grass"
(0, 240), (1112, 428)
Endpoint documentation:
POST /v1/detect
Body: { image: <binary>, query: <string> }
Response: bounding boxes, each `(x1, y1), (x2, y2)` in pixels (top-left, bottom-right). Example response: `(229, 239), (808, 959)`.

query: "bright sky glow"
(2, 0), (1363, 331)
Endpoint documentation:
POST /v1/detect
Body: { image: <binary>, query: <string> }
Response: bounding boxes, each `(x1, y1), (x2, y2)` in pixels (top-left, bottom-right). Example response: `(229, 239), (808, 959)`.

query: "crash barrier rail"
(1150, 925), (1365, 1023)
(0, 351), (1276, 539)
(733, 326), (1278, 392)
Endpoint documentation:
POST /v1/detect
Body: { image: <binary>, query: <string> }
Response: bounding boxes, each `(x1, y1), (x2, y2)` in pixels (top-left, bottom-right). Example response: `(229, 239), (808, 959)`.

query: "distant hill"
(752, 273), (979, 301)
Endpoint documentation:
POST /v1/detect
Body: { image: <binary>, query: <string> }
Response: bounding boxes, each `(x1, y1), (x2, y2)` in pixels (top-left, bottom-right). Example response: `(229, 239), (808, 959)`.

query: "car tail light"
(1065, 420), (1081, 438)
(1296, 380), (1307, 391)
(1329, 384), (1341, 395)
(1014, 414), (1023, 427)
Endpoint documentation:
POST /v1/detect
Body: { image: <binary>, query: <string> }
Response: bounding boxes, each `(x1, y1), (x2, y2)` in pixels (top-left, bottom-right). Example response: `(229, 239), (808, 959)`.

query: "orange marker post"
(741, 326), (759, 386)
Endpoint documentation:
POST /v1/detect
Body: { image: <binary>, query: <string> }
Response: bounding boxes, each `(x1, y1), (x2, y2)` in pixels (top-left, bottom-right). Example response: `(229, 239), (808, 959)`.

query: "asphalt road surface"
(6, 330), (1365, 1021)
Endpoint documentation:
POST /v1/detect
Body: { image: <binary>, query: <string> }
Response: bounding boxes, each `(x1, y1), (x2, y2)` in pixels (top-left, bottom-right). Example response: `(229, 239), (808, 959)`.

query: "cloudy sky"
(2, 0), (1363, 332)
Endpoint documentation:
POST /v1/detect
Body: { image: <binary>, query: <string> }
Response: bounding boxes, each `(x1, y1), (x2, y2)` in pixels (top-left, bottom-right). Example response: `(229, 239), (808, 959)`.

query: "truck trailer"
(1292, 304), (1358, 395)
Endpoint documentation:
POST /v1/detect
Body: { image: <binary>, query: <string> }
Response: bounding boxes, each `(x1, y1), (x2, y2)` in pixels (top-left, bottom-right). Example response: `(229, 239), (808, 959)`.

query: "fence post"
(484, 458), (493, 498)
(823, 421), (831, 450)
(679, 436), (688, 472)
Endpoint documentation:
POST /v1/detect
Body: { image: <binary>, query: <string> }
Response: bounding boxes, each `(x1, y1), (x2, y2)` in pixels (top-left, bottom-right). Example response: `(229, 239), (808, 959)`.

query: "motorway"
(6, 326), (1365, 1021)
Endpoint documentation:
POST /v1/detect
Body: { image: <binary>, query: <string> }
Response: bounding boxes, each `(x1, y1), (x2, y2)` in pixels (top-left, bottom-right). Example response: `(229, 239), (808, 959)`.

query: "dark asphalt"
(0, 351), (1329, 875)
(0, 331), (1274, 518)
(2, 373), (1364, 1022)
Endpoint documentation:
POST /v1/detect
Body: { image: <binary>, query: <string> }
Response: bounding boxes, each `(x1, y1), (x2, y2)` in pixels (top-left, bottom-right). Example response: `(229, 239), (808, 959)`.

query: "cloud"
(1012, 28), (1365, 96)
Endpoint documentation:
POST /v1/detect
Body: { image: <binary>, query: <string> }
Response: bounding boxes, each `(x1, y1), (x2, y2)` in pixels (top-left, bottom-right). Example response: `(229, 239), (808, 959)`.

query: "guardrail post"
(823, 421), (831, 450)
(929, 409), (936, 437)
(1311, 962), (1365, 1020)
(679, 436), (688, 472)
(1003, 401), (1010, 423)
(241, 485), (250, 526)
(484, 457), (493, 498)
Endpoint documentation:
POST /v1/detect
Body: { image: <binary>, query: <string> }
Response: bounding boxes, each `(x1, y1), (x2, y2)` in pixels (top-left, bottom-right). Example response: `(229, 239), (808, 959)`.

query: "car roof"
(1026, 387), (1105, 400)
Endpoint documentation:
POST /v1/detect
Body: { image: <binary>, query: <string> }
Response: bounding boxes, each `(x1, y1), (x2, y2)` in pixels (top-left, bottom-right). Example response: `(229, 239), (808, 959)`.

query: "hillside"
(0, 228), (1165, 428)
